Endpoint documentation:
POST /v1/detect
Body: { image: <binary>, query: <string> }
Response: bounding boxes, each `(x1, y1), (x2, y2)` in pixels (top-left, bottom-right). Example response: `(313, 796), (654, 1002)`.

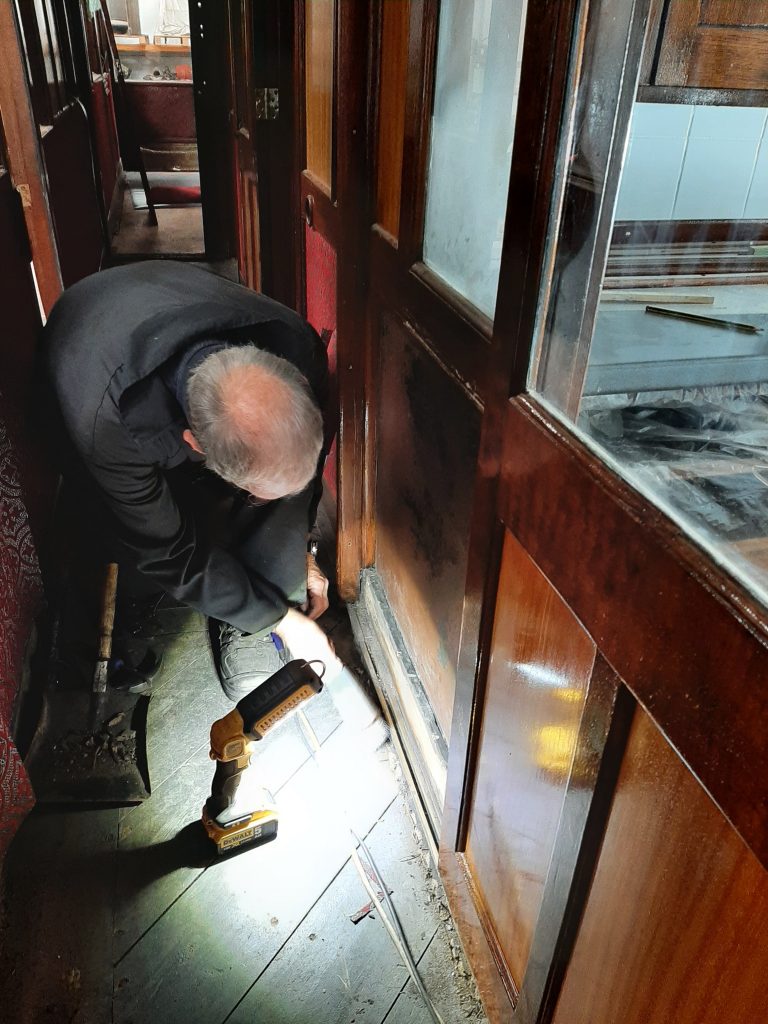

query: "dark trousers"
(166, 462), (311, 635)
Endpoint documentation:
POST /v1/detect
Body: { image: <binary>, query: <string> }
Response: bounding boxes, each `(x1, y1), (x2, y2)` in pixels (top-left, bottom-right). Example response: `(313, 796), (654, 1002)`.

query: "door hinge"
(254, 87), (279, 121)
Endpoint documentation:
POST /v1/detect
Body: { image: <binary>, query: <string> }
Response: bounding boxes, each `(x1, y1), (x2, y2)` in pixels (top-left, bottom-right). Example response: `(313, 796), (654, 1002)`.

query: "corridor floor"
(0, 596), (485, 1024)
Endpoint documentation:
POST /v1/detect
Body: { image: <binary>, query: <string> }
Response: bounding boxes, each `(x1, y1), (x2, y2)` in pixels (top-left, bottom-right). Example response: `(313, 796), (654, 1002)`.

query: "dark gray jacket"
(44, 261), (327, 631)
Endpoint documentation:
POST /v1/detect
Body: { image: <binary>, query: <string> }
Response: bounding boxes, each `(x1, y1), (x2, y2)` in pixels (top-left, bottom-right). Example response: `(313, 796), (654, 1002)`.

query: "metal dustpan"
(26, 563), (151, 805)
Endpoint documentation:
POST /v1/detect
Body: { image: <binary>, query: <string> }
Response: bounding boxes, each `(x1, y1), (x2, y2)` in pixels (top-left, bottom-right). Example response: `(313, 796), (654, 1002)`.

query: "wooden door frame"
(440, 0), (768, 1018)
(0, 1), (62, 315)
(293, 0), (373, 599)
(190, 0), (236, 262)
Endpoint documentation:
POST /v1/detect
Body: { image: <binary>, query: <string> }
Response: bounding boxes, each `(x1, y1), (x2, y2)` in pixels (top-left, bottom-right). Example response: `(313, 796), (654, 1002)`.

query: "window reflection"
(533, 3), (768, 605)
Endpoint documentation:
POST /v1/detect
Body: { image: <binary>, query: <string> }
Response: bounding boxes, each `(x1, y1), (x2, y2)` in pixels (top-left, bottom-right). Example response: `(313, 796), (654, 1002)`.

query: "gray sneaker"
(217, 623), (284, 702)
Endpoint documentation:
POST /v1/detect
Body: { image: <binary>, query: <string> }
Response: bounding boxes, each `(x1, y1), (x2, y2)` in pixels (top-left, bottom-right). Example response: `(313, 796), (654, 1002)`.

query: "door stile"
(0, 2), (62, 315)
(333, 0), (374, 599)
(397, 0), (438, 267)
(442, 0), (583, 854)
(514, 670), (636, 1024)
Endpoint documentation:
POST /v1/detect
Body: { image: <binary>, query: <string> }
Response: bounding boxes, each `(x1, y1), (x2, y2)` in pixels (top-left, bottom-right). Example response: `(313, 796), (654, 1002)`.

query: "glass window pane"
(531, 0), (768, 607)
(423, 0), (527, 319)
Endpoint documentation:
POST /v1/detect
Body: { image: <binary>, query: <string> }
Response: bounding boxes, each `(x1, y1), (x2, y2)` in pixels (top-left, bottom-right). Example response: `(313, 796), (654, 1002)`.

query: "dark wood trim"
(292, 0), (307, 314)
(438, 850), (515, 1022)
(502, 396), (768, 868)
(16, 0), (55, 126)
(612, 219), (768, 247)
(603, 271), (768, 290)
(360, 0), (384, 571)
(0, 0), (62, 314)
(536, 0), (651, 419)
(452, 519), (505, 853)
(397, 0), (438, 266)
(637, 83), (768, 105)
(516, 671), (636, 1024)
(370, 229), (489, 405)
(638, 0), (666, 86)
(300, 170), (340, 249)
(191, 0), (235, 261)
(442, 0), (584, 853)
(250, 0), (298, 306)
(608, 220), (768, 277)
(334, 0), (372, 600)
(361, 289), (379, 570)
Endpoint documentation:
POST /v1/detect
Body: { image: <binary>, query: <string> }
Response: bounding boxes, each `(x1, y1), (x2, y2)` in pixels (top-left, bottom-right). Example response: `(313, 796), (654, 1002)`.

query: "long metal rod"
(645, 304), (763, 335)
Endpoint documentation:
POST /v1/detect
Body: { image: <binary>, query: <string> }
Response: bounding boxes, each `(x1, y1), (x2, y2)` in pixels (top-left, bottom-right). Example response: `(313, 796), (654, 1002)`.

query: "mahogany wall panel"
(375, 315), (481, 740)
(552, 709), (768, 1024)
(375, 0), (409, 239)
(42, 102), (103, 287)
(655, 0), (768, 90)
(124, 81), (197, 144)
(465, 530), (595, 992)
(304, 0), (334, 192)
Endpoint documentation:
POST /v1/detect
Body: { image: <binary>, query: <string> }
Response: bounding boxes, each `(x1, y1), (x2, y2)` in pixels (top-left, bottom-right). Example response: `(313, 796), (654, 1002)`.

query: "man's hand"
(304, 551), (329, 621)
(274, 607), (342, 680)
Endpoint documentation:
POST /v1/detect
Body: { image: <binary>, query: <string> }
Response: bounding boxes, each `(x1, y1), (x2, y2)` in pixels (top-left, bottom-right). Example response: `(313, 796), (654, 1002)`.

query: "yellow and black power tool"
(202, 658), (324, 855)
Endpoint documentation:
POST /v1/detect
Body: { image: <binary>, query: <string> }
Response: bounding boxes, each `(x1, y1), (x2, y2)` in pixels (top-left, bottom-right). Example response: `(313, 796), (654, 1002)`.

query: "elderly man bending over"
(44, 261), (338, 699)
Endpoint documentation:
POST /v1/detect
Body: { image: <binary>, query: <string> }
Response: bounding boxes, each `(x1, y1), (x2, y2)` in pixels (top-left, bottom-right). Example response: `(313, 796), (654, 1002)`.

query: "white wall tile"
(615, 136), (686, 220)
(689, 105), (768, 141)
(673, 138), (758, 219)
(630, 103), (693, 139)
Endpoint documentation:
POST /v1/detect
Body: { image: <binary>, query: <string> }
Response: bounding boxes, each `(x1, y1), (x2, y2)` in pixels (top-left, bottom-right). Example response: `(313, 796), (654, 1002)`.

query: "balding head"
(186, 346), (323, 499)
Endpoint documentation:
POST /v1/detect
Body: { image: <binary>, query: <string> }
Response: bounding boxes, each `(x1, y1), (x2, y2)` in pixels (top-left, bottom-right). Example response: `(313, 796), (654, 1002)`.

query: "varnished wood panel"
(552, 708), (768, 1024)
(375, 0), (409, 240)
(0, 0), (62, 312)
(465, 530), (595, 993)
(703, 0), (768, 24)
(656, 0), (768, 91)
(375, 316), (481, 741)
(304, 0), (334, 193)
(500, 399), (768, 866)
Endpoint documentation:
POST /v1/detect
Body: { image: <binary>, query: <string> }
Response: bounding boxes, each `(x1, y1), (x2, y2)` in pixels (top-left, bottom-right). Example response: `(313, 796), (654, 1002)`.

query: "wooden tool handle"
(97, 562), (119, 662)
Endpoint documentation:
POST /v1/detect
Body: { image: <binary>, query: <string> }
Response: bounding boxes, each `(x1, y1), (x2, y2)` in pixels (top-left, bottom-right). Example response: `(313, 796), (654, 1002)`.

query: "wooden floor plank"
(0, 807), (119, 1024)
(115, 708), (342, 959)
(383, 922), (487, 1024)
(226, 798), (440, 1024)
(114, 624), (345, 960)
(112, 731), (398, 1024)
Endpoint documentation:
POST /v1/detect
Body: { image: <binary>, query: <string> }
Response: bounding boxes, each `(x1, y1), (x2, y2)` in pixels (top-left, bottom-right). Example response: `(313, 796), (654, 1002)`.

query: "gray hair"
(186, 346), (323, 497)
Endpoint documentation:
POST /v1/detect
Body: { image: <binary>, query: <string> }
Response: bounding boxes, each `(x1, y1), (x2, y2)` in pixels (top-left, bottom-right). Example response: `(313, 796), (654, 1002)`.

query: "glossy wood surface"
(655, 0), (768, 91)
(442, 0), (581, 854)
(552, 707), (768, 1024)
(516, 670), (635, 1024)
(397, 0), (437, 264)
(304, 0), (334, 193)
(501, 398), (768, 867)
(465, 530), (595, 994)
(374, 0), (409, 240)
(374, 316), (482, 740)
(41, 101), (103, 286)
(0, 0), (62, 313)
